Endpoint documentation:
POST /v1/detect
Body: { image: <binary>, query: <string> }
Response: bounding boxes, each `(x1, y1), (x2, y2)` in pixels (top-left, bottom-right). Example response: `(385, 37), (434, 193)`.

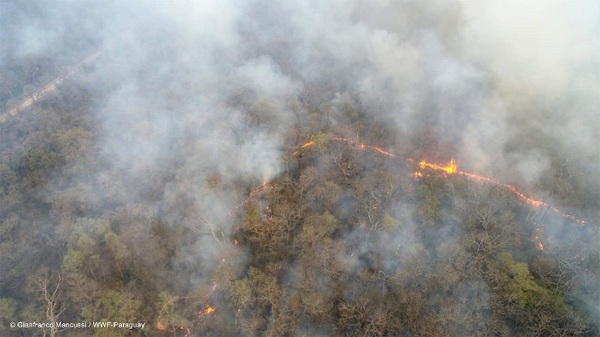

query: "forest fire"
(331, 137), (396, 158)
(530, 224), (545, 251)
(301, 141), (315, 149)
(156, 302), (215, 336)
(197, 305), (216, 316)
(416, 159), (587, 225)
(292, 140), (315, 156)
(295, 136), (587, 226)
(151, 136), (588, 334)
(155, 284), (218, 336)
(241, 180), (268, 206)
(419, 158), (457, 174)
(162, 137), (586, 333)
(418, 160), (589, 225)
(156, 137), (586, 336)
(156, 307), (191, 336)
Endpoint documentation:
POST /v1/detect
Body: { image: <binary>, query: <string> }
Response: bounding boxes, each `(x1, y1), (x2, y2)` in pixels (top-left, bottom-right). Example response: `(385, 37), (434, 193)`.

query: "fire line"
(295, 137), (587, 226)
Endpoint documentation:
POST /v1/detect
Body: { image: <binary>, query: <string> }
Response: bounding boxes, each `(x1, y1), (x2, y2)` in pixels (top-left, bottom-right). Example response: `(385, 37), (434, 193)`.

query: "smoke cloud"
(1, 0), (598, 335)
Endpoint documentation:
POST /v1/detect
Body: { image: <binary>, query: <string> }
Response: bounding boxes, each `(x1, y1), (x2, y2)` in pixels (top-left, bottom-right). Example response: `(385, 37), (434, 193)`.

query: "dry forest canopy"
(0, 1), (599, 337)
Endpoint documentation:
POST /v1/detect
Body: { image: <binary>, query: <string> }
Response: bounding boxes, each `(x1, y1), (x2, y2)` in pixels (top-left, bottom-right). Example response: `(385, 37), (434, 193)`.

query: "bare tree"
(32, 270), (66, 337)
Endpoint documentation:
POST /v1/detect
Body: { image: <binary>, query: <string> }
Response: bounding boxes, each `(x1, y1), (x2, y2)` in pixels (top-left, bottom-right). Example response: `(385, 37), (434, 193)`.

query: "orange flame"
(156, 318), (191, 335)
(419, 158), (457, 174)
(155, 281), (220, 335)
(533, 225), (544, 251)
(175, 136), (587, 336)
(332, 137), (585, 225)
(197, 305), (216, 316)
(241, 180), (268, 206)
(327, 137), (586, 226)
(301, 141), (315, 149)
(292, 140), (316, 156)
(417, 159), (555, 210)
(230, 136), (587, 291)
(331, 137), (396, 158)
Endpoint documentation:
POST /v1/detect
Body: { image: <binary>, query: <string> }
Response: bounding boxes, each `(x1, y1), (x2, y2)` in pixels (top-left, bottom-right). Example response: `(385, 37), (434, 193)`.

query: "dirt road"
(0, 50), (101, 124)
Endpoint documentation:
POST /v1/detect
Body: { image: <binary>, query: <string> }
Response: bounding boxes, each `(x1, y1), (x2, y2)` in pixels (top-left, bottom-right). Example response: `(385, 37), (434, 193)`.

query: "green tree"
(82, 290), (141, 337)
(227, 278), (253, 310)
(489, 253), (567, 312)
(62, 218), (132, 284)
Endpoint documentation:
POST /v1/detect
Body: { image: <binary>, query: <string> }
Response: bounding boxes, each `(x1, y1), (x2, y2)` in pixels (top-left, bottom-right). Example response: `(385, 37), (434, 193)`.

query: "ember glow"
(533, 225), (545, 251)
(297, 137), (398, 158)
(240, 180), (269, 207)
(156, 295), (190, 335)
(155, 285), (218, 335)
(156, 301), (215, 336)
(331, 137), (396, 158)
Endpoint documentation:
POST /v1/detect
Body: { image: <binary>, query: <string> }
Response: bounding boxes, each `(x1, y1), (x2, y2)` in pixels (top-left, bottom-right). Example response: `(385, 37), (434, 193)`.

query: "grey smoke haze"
(1, 0), (598, 331)
(3, 0), (598, 179)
